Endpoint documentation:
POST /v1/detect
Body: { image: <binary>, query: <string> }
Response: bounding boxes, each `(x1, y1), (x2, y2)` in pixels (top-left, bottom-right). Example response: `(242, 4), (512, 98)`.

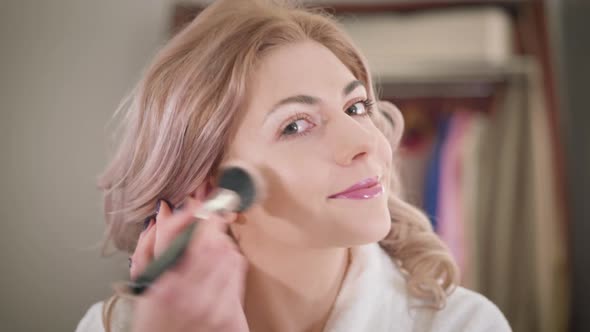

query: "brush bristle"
(218, 164), (260, 212)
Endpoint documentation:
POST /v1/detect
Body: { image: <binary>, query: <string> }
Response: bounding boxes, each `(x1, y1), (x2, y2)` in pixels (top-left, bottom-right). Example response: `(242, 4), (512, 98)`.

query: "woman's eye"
(281, 118), (314, 136)
(345, 101), (368, 116)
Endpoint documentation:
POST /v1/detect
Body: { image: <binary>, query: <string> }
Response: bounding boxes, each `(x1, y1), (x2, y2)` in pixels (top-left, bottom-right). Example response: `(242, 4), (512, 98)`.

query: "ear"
(189, 177), (216, 200)
(205, 178), (215, 196)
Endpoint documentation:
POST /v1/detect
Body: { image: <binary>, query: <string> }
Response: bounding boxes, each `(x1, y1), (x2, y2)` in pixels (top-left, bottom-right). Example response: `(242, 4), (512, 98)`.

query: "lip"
(328, 176), (383, 200)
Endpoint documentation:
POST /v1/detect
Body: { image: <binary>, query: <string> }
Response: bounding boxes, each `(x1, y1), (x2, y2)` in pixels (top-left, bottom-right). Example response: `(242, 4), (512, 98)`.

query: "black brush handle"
(128, 222), (198, 295)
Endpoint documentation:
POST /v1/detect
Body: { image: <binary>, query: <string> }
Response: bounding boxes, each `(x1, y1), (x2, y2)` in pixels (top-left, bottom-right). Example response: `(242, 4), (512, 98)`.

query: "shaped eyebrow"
(265, 80), (365, 120)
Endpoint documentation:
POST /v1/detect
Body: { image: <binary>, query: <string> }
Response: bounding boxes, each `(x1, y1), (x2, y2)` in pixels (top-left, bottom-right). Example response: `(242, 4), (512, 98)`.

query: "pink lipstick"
(329, 176), (383, 199)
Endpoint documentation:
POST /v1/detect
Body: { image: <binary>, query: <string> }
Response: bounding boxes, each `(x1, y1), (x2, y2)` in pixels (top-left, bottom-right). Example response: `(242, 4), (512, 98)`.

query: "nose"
(329, 115), (375, 166)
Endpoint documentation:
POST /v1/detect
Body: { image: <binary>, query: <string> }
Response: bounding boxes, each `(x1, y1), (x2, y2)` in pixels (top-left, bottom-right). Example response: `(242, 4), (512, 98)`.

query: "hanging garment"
(473, 61), (568, 332)
(423, 117), (451, 230)
(437, 111), (475, 281)
(458, 113), (489, 290)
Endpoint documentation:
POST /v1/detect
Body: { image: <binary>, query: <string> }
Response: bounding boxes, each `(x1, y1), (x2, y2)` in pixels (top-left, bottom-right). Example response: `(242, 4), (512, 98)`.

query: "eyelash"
(278, 98), (375, 140)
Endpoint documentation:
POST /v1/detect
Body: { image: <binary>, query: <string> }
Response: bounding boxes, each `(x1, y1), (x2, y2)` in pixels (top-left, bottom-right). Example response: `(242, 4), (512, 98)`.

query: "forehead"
(247, 41), (358, 102)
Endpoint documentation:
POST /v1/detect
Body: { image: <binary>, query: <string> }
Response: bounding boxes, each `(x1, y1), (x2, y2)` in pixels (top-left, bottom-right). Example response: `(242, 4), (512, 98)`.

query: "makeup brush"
(129, 163), (263, 295)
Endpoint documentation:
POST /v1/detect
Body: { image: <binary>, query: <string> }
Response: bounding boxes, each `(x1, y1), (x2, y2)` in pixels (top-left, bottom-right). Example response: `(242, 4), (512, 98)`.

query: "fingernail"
(156, 199), (173, 215)
(155, 200), (161, 214)
(142, 216), (153, 230)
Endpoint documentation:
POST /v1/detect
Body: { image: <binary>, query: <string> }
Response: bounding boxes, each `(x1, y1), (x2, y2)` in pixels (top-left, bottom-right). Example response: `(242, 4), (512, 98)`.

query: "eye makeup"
(272, 97), (375, 140)
(277, 112), (317, 140)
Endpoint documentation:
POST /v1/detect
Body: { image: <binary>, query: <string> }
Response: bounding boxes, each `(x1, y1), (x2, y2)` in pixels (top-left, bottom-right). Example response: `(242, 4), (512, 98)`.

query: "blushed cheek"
(252, 160), (308, 218)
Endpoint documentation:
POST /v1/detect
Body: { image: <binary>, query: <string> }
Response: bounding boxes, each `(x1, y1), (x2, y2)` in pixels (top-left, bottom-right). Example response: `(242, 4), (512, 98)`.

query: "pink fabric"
(437, 112), (474, 279)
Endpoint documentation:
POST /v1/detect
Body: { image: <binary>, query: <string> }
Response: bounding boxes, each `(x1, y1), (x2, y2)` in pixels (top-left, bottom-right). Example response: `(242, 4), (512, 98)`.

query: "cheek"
(261, 146), (324, 206)
(228, 128), (324, 206)
(239, 153), (330, 247)
(231, 141), (312, 219)
(376, 131), (393, 170)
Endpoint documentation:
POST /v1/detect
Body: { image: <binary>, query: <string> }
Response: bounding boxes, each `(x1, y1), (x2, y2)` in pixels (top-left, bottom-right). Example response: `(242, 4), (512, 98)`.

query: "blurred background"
(0, 0), (588, 331)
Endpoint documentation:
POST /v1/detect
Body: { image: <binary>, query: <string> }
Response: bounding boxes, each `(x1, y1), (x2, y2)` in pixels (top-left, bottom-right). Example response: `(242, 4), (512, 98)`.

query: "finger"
(232, 251), (248, 306)
(142, 268), (187, 306)
(184, 250), (236, 304)
(204, 252), (248, 326)
(156, 198), (173, 220)
(185, 192), (239, 228)
(181, 193), (238, 247)
(208, 285), (245, 329)
(151, 249), (233, 320)
(190, 212), (239, 254)
(199, 266), (240, 327)
(175, 221), (242, 277)
(130, 218), (156, 280)
(213, 211), (238, 225)
(153, 199), (194, 257)
(153, 196), (240, 268)
(153, 196), (224, 256)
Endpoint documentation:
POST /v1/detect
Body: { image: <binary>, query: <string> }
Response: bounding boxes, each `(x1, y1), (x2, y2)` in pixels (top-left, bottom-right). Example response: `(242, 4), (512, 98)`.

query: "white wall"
(0, 1), (173, 331)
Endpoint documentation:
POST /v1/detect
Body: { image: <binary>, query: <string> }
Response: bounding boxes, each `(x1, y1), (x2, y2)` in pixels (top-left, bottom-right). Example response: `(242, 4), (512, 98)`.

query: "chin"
(325, 197), (391, 245)
(339, 212), (392, 246)
(362, 215), (392, 243)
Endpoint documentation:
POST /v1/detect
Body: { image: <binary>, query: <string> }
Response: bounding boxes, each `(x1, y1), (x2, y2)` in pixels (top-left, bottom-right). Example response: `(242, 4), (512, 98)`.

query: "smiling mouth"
(328, 176), (383, 200)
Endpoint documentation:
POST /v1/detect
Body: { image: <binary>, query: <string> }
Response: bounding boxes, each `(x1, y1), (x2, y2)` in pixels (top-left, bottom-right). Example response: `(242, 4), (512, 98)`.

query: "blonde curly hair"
(98, 0), (458, 326)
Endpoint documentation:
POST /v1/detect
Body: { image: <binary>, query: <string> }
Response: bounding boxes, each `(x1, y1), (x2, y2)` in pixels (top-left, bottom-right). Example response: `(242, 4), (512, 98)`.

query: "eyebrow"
(266, 80), (366, 119)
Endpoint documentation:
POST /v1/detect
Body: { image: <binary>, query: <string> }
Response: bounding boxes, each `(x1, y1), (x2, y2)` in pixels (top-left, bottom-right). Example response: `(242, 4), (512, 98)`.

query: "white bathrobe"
(76, 243), (511, 331)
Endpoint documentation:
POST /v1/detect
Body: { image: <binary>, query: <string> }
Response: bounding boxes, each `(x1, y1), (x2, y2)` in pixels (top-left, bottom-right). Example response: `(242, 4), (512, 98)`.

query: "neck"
(239, 237), (351, 332)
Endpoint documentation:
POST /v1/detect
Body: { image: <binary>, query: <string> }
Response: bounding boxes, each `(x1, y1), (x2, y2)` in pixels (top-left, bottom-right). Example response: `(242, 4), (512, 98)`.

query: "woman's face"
(225, 41), (392, 249)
